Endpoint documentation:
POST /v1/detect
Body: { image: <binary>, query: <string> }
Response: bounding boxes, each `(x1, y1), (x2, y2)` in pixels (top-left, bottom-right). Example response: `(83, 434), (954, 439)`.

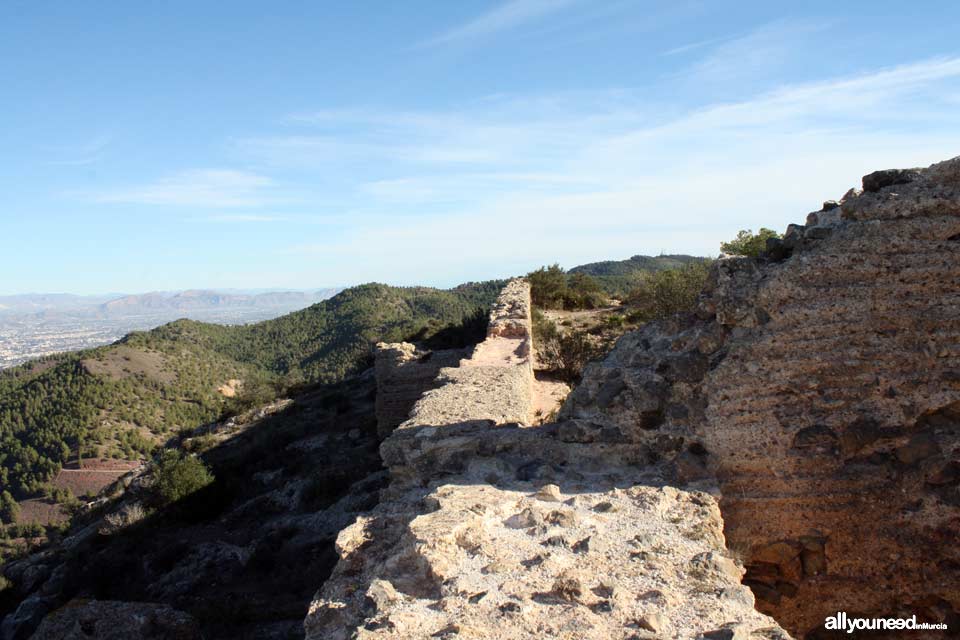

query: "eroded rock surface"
(564, 157), (960, 635)
(306, 280), (786, 639)
(306, 420), (786, 640)
(375, 343), (471, 439)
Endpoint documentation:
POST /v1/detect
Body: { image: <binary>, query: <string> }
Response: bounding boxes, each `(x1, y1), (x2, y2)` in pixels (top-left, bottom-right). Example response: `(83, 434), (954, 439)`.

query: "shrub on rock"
(152, 450), (213, 506)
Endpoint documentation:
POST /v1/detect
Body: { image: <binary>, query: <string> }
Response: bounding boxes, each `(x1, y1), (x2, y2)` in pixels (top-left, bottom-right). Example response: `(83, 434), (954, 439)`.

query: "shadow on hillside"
(2, 375), (387, 640)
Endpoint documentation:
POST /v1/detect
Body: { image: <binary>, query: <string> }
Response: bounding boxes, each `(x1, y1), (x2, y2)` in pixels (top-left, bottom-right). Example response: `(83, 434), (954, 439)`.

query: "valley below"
(0, 289), (341, 370)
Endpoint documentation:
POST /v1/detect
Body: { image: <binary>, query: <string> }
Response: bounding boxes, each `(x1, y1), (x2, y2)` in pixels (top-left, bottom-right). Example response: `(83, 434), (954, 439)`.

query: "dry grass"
(100, 502), (148, 535)
(52, 460), (140, 498)
(17, 498), (68, 526)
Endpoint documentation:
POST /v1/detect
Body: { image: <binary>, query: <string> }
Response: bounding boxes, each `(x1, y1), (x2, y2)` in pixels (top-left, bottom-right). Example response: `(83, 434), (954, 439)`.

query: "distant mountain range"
(0, 288), (346, 372)
(0, 289), (341, 317)
(99, 289), (341, 315)
(0, 293), (117, 312)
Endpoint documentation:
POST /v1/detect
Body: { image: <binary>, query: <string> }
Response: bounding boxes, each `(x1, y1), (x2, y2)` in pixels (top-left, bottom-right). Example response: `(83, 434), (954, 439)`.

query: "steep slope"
(0, 346), (254, 496)
(1, 375), (386, 640)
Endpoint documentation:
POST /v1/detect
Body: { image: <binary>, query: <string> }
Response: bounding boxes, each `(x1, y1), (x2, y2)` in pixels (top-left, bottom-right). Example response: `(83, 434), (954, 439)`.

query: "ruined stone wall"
(306, 160), (960, 639)
(396, 278), (536, 432)
(563, 158), (960, 636)
(374, 278), (536, 440)
(305, 278), (787, 639)
(374, 343), (471, 439)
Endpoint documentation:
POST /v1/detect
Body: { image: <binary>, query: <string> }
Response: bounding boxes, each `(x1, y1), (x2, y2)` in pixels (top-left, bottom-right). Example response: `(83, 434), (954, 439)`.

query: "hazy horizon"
(0, 251), (706, 297)
(0, 286), (343, 299)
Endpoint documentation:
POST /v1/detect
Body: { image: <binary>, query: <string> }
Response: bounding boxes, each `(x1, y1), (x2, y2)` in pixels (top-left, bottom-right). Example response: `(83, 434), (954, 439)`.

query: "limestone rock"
(563, 156), (960, 635)
(534, 484), (562, 502)
(305, 280), (785, 640)
(636, 612), (668, 633)
(861, 167), (921, 192)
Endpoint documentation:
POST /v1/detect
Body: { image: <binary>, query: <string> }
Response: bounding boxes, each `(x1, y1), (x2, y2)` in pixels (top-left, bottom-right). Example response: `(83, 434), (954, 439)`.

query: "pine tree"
(0, 490), (19, 525)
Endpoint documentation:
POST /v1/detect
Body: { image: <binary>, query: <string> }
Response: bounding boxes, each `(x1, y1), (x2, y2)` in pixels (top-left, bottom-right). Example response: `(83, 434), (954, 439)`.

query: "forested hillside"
(568, 254), (705, 297)
(130, 282), (501, 382)
(0, 282), (501, 500)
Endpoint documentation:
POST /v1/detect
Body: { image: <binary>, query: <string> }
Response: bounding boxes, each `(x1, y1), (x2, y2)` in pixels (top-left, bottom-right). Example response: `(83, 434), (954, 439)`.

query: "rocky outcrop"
(375, 343), (472, 439)
(563, 157), (960, 635)
(305, 280), (787, 639)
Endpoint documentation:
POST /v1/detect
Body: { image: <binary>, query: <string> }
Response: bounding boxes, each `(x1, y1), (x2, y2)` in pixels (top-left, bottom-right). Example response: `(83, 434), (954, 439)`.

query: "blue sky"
(2, 1), (960, 294)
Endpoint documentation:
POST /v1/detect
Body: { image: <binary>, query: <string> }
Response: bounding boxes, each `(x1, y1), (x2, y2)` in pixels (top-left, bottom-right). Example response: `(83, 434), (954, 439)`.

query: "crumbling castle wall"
(374, 343), (471, 439)
(563, 158), (960, 635)
(307, 158), (960, 639)
(374, 277), (538, 440)
(306, 280), (787, 639)
(394, 278), (536, 431)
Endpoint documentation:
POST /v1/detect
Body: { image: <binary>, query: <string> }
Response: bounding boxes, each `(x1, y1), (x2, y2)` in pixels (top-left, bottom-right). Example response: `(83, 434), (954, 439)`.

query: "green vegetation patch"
(151, 450), (214, 506)
(568, 254), (706, 298)
(720, 228), (781, 258)
(527, 265), (608, 310)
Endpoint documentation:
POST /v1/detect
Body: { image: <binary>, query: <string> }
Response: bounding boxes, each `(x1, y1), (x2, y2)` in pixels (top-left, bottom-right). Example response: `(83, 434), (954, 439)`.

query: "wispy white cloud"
(265, 55), (960, 285)
(266, 56), (960, 183)
(679, 20), (829, 88)
(362, 171), (598, 204)
(660, 35), (730, 57)
(662, 55), (960, 131)
(93, 169), (276, 208)
(48, 135), (111, 166)
(419, 0), (581, 47)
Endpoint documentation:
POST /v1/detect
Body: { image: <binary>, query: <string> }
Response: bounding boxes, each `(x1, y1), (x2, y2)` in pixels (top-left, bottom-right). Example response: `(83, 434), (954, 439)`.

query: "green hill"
(0, 281), (502, 499)
(568, 254), (706, 297)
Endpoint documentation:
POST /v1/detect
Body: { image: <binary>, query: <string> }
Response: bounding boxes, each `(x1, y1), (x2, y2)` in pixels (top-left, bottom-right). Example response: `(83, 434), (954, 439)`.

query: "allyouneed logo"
(825, 612), (948, 633)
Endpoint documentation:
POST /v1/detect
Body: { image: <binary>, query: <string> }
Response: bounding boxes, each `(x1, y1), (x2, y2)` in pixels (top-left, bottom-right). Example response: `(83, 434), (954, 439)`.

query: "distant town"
(0, 289), (340, 369)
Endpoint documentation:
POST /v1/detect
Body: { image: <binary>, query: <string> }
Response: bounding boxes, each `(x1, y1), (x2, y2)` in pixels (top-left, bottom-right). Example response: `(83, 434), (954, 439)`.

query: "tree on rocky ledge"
(152, 450), (214, 506)
(721, 228), (781, 257)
